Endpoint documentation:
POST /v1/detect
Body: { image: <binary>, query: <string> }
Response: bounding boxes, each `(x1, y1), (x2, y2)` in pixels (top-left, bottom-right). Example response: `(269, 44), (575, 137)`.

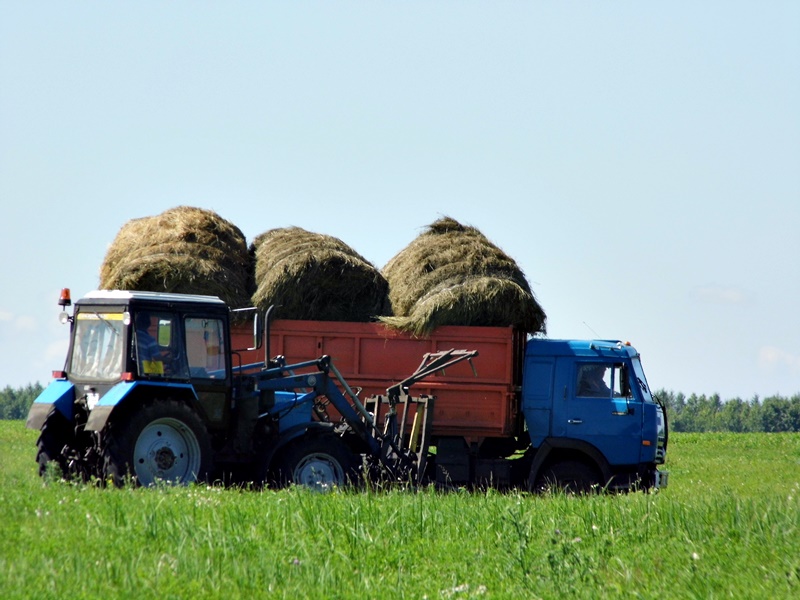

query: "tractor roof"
(79, 289), (227, 306)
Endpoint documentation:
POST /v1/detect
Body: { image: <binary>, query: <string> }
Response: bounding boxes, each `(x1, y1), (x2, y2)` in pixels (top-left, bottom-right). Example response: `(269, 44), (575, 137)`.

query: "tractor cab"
(28, 289), (239, 435)
(63, 290), (231, 386)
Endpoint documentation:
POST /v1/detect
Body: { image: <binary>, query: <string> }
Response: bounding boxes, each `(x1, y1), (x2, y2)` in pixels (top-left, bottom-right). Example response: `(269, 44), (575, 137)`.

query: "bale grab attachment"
(365, 348), (479, 483)
(254, 349), (478, 485)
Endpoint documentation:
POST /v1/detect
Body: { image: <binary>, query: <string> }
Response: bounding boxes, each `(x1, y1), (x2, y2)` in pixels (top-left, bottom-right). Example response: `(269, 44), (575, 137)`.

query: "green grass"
(1, 423), (799, 599)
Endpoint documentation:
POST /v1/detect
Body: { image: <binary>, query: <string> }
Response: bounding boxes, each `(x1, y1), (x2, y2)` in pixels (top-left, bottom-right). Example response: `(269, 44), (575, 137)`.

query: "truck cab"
(522, 339), (667, 491)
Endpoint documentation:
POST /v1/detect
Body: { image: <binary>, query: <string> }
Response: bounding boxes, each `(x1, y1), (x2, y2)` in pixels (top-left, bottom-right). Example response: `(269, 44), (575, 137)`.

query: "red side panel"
(232, 320), (522, 439)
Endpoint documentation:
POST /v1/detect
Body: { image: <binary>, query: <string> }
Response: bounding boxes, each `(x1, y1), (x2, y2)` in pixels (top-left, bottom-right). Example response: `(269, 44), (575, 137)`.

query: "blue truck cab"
(522, 339), (668, 491)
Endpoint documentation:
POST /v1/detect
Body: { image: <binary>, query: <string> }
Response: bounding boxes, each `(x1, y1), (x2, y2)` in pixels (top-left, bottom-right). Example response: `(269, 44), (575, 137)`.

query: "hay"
(99, 206), (252, 307)
(380, 216), (546, 335)
(250, 227), (390, 321)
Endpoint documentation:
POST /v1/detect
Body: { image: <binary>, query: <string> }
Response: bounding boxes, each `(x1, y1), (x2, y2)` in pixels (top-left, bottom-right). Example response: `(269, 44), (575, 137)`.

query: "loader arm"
(386, 349), (478, 401)
(253, 355), (381, 455)
(254, 351), (479, 484)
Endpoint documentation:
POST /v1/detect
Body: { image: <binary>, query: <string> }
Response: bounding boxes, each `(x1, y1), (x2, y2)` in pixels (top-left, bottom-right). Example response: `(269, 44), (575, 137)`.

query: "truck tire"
(275, 435), (358, 491)
(36, 411), (72, 480)
(534, 460), (601, 495)
(103, 399), (212, 487)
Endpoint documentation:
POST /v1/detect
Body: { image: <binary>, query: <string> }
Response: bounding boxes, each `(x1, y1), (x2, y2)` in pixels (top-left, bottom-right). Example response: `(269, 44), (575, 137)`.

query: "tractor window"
(135, 311), (183, 377)
(70, 312), (125, 381)
(185, 317), (227, 379)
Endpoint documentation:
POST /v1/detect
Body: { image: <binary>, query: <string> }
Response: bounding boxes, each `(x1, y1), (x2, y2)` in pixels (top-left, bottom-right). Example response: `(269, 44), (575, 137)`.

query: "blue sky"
(1, 2), (798, 400)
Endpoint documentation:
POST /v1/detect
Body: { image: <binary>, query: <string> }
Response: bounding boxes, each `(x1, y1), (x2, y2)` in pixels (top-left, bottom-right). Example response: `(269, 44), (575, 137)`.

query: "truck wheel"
(36, 411), (72, 480)
(103, 399), (212, 487)
(276, 435), (357, 491)
(534, 460), (601, 495)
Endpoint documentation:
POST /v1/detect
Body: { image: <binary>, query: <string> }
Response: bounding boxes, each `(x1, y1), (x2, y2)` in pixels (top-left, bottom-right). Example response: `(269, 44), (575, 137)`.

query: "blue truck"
(27, 288), (668, 492)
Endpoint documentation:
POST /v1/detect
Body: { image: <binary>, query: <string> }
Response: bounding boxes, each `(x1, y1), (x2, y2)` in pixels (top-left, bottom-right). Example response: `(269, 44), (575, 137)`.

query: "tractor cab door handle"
(567, 418), (583, 425)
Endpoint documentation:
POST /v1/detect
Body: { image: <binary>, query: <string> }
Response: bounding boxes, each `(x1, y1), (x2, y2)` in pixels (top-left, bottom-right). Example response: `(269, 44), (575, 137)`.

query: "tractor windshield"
(69, 312), (125, 381)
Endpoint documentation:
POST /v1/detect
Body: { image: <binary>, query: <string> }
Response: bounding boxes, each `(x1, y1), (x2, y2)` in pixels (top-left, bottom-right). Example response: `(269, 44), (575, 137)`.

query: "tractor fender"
(528, 437), (613, 487)
(85, 380), (199, 432)
(26, 379), (75, 430)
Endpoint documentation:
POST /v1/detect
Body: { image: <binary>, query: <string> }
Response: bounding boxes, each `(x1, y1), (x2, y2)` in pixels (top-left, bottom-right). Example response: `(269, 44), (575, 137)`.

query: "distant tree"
(0, 383), (43, 420)
(744, 395), (764, 432)
(675, 393), (711, 432)
(760, 395), (794, 433)
(789, 395), (800, 432)
(718, 397), (749, 433)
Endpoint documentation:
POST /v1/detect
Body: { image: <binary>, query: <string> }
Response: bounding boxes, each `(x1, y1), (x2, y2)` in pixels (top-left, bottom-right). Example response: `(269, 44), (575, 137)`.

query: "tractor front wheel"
(103, 399), (212, 487)
(275, 435), (358, 491)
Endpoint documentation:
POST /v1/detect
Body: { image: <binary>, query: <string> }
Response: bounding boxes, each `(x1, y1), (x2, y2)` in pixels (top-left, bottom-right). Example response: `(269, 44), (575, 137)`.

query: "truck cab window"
(612, 364), (633, 398)
(577, 363), (632, 398)
(577, 364), (613, 397)
(185, 317), (227, 379)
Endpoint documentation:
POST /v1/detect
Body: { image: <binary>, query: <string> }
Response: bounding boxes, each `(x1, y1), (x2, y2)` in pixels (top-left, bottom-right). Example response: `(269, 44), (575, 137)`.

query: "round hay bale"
(251, 226), (390, 322)
(99, 206), (252, 308)
(380, 216), (546, 335)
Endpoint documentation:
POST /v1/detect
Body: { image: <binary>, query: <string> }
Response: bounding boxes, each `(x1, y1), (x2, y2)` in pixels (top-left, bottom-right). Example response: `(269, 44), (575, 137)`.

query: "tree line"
(2, 383), (800, 432)
(655, 389), (800, 433)
(0, 383), (44, 420)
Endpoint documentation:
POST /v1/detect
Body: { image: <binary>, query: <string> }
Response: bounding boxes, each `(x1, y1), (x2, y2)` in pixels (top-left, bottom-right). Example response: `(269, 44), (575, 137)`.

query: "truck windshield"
(69, 312), (125, 381)
(631, 357), (654, 403)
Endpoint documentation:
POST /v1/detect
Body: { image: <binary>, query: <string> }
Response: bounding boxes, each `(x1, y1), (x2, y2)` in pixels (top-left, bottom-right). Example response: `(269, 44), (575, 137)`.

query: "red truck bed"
(232, 320), (524, 441)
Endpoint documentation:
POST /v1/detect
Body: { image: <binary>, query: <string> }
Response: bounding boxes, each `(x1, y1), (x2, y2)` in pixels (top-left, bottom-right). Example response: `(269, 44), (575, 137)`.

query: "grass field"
(1, 422), (798, 599)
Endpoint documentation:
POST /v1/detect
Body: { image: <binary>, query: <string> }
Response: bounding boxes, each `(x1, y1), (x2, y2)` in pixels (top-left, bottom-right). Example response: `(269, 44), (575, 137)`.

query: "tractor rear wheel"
(275, 435), (358, 491)
(103, 399), (212, 487)
(36, 411), (72, 480)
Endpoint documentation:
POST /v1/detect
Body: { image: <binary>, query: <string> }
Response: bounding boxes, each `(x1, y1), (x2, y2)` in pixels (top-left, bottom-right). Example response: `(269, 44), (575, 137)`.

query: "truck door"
(553, 360), (643, 466)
